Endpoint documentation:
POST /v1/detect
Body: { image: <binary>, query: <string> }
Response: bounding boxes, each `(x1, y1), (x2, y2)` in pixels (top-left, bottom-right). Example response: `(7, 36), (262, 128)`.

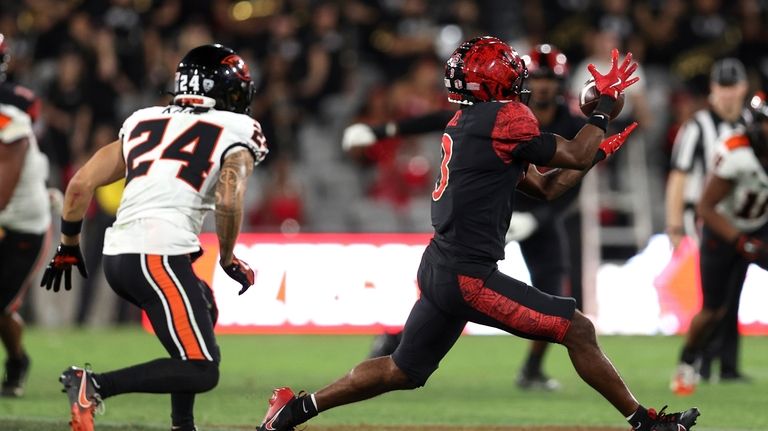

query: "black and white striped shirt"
(670, 108), (751, 205)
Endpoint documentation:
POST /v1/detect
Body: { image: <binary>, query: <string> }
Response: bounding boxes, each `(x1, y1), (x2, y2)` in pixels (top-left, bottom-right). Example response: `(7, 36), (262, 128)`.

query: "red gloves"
(599, 122), (638, 158)
(588, 49), (640, 100)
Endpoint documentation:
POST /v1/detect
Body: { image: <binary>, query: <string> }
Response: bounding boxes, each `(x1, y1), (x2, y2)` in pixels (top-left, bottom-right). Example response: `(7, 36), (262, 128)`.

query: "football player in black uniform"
(344, 44), (585, 391)
(0, 33), (49, 398)
(256, 37), (699, 431)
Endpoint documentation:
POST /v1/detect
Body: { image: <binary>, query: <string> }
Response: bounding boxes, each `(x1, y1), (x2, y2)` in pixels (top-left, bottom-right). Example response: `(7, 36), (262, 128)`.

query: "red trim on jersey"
(724, 135), (750, 151)
(447, 110), (462, 127)
(490, 102), (541, 164)
(457, 274), (571, 342)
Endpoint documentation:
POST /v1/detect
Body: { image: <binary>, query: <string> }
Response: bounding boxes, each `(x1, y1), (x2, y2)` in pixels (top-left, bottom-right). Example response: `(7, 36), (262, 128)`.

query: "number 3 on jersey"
(125, 119), (222, 191)
(432, 133), (454, 201)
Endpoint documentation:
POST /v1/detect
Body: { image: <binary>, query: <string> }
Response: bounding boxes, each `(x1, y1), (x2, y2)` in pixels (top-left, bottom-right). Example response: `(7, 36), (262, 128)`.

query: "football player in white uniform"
(672, 92), (768, 395)
(40, 44), (268, 431)
(0, 33), (49, 398)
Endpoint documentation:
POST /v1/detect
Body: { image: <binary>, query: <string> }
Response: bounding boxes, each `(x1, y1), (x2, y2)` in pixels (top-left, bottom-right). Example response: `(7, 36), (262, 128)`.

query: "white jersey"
(0, 92), (50, 234)
(712, 134), (768, 233)
(103, 105), (267, 255)
(670, 108), (750, 204)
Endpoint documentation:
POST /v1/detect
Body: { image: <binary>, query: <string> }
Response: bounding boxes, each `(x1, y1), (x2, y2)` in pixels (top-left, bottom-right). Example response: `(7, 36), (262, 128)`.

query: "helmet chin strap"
(172, 94), (217, 108)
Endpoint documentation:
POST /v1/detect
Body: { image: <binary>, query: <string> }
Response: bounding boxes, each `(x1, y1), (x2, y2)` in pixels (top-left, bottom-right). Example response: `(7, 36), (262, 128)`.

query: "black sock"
(92, 358), (218, 399)
(680, 346), (698, 365)
(171, 392), (195, 429)
(627, 405), (651, 430)
(289, 394), (319, 427)
(523, 351), (544, 375)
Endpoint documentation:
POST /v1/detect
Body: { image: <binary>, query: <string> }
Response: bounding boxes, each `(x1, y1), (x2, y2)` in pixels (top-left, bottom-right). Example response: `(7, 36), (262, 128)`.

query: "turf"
(1, 328), (766, 431)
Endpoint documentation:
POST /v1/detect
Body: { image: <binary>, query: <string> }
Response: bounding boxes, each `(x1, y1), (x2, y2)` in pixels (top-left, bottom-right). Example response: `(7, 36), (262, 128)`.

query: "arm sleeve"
(396, 110), (456, 135)
(670, 119), (702, 172)
(510, 133), (557, 165)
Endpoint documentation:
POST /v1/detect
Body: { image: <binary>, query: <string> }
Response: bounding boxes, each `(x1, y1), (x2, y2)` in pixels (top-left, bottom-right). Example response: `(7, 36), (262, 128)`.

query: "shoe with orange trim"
(60, 365), (103, 431)
(670, 363), (699, 396)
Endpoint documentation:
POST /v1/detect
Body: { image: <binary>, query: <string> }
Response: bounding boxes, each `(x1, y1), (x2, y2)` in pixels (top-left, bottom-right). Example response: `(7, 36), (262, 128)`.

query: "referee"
(665, 58), (751, 382)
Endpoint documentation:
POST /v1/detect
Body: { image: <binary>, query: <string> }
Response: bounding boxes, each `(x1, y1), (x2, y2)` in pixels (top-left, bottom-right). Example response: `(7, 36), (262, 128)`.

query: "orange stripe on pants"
(147, 255), (205, 360)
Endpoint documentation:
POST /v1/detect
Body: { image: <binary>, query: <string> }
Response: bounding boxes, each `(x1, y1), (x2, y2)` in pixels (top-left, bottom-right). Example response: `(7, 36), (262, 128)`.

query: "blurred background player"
(257, 37), (699, 431)
(39, 44), (266, 431)
(672, 92), (768, 396)
(0, 33), (49, 397)
(665, 58), (751, 383)
(342, 44), (585, 391)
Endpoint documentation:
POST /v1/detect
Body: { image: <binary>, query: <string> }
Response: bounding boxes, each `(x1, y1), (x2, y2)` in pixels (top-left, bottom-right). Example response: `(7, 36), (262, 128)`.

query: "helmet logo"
(203, 78), (214, 92)
(221, 54), (250, 81)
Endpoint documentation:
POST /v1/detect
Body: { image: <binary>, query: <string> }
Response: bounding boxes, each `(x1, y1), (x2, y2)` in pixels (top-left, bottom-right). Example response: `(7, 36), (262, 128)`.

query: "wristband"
(592, 149), (606, 165)
(594, 95), (616, 115)
(61, 218), (83, 236)
(588, 114), (609, 132)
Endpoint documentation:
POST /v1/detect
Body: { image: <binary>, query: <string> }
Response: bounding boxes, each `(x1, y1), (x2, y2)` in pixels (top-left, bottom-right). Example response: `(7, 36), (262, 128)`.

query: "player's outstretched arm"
(342, 110), (455, 151)
(41, 139), (124, 292)
(520, 123), (637, 200)
(215, 149), (256, 295)
(697, 175), (738, 243)
(61, 140), (126, 246)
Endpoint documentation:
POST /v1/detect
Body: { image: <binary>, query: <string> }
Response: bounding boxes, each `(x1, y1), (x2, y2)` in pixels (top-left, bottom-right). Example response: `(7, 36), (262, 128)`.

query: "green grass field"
(1, 328), (766, 431)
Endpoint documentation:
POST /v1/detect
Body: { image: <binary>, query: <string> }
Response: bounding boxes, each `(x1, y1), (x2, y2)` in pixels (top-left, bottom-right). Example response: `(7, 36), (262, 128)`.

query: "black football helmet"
(0, 33), (10, 82)
(174, 44), (254, 115)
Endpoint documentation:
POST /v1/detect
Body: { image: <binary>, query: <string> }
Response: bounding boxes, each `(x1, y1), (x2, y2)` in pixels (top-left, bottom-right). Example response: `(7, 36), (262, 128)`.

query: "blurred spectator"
(40, 48), (91, 180)
(249, 155), (304, 232)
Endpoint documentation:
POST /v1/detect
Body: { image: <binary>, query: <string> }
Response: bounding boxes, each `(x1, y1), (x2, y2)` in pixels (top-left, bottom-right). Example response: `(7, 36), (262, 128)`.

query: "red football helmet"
(523, 44), (568, 80)
(444, 36), (528, 105)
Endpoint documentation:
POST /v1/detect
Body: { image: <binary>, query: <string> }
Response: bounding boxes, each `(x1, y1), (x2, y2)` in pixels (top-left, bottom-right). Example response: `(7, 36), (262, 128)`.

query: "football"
(579, 79), (625, 119)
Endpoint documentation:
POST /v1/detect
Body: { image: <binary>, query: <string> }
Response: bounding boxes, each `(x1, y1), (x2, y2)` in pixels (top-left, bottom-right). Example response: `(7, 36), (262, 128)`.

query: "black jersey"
(425, 101), (556, 276)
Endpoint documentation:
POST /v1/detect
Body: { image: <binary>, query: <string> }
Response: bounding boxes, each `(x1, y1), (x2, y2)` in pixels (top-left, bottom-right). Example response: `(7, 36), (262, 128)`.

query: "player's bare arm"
(61, 139), (126, 246)
(519, 122), (638, 200)
(697, 174), (738, 243)
(0, 137), (28, 211)
(665, 170), (688, 247)
(215, 149), (254, 266)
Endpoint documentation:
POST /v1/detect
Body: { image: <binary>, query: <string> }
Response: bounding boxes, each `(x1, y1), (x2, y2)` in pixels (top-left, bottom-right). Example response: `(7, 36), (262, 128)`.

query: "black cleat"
(632, 406), (700, 431)
(1, 352), (30, 397)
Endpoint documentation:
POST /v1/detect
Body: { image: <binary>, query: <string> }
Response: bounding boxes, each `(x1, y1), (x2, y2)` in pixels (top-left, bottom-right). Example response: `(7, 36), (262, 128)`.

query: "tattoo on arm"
(215, 150), (254, 264)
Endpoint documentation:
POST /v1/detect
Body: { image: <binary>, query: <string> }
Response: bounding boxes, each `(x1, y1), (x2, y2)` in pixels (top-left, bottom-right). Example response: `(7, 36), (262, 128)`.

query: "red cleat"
(258, 387), (297, 431)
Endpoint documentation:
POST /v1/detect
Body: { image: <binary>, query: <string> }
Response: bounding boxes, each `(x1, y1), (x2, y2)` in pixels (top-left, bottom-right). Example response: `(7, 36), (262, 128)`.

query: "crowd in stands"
(1, 0), (766, 235)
